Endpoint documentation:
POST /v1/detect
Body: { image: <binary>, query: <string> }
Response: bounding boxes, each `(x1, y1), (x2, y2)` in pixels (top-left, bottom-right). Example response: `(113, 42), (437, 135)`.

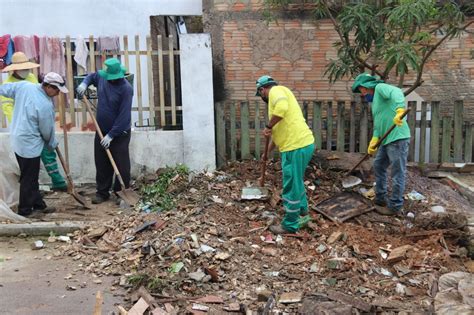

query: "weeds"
(140, 164), (189, 212)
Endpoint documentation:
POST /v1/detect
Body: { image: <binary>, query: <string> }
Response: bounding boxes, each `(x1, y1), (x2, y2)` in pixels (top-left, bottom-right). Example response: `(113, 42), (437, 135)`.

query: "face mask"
(16, 69), (31, 79)
(364, 94), (374, 102)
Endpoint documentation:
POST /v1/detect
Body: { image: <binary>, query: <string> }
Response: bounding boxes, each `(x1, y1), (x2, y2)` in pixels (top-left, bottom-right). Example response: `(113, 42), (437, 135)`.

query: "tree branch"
(321, 0), (384, 77)
(404, 20), (474, 96)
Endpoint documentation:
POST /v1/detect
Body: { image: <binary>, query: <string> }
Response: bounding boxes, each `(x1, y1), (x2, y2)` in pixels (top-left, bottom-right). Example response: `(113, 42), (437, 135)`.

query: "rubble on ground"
(57, 152), (473, 314)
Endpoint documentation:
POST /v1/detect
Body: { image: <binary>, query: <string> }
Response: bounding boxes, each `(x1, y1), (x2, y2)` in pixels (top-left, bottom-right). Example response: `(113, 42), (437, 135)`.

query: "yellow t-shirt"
(1, 73), (38, 122)
(268, 85), (314, 152)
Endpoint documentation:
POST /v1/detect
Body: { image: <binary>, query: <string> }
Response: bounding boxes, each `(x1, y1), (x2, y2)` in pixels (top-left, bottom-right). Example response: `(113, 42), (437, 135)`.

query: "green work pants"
(41, 147), (67, 189)
(281, 143), (314, 232)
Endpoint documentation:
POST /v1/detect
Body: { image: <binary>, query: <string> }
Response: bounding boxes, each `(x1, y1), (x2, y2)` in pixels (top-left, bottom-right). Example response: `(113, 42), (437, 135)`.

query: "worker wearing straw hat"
(1, 52), (67, 192)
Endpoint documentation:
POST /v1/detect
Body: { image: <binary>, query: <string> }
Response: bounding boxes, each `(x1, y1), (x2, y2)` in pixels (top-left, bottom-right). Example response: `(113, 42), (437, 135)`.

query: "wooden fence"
(0, 34), (181, 130)
(215, 100), (474, 166)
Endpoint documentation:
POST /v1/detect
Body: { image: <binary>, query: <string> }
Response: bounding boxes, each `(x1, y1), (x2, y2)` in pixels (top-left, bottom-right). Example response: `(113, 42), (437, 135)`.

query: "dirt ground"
(2, 155), (472, 314)
(53, 158), (473, 314)
(0, 237), (126, 315)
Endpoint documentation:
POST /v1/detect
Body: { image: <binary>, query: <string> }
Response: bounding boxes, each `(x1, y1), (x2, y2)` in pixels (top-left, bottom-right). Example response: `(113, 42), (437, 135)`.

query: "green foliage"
(127, 273), (147, 287)
(147, 277), (164, 292)
(263, 0), (473, 92)
(140, 164), (189, 212)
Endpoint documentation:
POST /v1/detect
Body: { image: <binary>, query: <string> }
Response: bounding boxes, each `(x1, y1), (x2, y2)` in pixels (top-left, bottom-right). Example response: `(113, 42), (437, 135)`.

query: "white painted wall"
(0, 131), (184, 185)
(1, 0), (201, 35)
(180, 34), (216, 171)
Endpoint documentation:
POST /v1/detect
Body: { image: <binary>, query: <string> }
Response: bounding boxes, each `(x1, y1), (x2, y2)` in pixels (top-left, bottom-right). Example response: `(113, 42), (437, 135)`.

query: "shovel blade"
(342, 175), (362, 189)
(241, 187), (269, 200)
(117, 189), (140, 206)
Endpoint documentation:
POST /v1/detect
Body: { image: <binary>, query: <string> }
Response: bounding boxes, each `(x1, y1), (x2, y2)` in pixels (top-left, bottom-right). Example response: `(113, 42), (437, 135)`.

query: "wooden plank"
(349, 102), (356, 153)
(254, 101), (261, 159)
(313, 101), (322, 150)
(123, 36), (129, 75)
(58, 93), (69, 167)
(146, 36), (155, 124)
(0, 72), (5, 128)
(464, 122), (473, 163)
(89, 35), (96, 72)
(430, 101), (440, 163)
(453, 100), (463, 162)
(441, 116), (452, 163)
(326, 101), (333, 151)
(65, 36), (76, 127)
(230, 102), (236, 161)
(240, 101), (251, 159)
(407, 101), (417, 162)
(359, 101), (368, 153)
(386, 245), (413, 264)
(419, 101), (427, 164)
(327, 290), (372, 312)
(169, 35), (177, 126)
(303, 101), (308, 121)
(215, 102), (226, 167)
(157, 35), (165, 127)
(93, 291), (103, 315)
(336, 101), (345, 152)
(135, 35), (143, 125)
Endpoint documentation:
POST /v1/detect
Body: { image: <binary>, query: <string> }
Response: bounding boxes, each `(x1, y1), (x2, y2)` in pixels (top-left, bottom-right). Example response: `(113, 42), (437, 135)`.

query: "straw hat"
(2, 52), (40, 72)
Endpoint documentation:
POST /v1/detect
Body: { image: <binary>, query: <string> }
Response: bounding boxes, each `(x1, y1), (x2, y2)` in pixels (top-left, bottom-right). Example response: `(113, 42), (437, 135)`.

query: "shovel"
(83, 96), (140, 206)
(342, 109), (410, 188)
(56, 147), (90, 208)
(241, 136), (270, 200)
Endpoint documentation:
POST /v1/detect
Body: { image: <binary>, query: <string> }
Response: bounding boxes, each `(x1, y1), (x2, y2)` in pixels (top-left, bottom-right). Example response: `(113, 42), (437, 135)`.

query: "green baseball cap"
(351, 73), (384, 93)
(255, 75), (277, 96)
(98, 58), (127, 81)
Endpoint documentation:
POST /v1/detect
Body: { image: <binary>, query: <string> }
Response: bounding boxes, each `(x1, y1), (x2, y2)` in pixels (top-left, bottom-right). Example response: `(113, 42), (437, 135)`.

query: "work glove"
(76, 83), (87, 99)
(367, 136), (379, 155)
(100, 134), (113, 149)
(393, 108), (405, 126)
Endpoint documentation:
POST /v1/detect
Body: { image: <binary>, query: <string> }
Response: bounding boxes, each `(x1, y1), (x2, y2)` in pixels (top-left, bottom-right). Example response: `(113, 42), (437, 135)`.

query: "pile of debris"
(59, 153), (473, 314)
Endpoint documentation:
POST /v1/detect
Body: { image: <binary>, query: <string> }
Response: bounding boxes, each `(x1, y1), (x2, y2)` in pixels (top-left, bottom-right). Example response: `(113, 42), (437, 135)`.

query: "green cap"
(255, 75), (277, 96)
(351, 73), (384, 93)
(98, 58), (127, 81)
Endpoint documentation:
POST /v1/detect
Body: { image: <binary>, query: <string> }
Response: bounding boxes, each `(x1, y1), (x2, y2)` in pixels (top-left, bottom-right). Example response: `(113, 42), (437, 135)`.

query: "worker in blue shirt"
(76, 58), (133, 204)
(0, 72), (69, 216)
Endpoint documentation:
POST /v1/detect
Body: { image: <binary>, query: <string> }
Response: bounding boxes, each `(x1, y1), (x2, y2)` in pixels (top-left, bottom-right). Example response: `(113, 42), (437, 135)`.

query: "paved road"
(0, 237), (125, 315)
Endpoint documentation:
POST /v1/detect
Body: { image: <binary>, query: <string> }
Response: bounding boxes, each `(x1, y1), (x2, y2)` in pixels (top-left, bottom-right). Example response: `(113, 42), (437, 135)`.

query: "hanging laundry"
(74, 36), (89, 70)
(97, 36), (120, 65)
(39, 36), (66, 77)
(13, 35), (39, 61)
(0, 35), (15, 70)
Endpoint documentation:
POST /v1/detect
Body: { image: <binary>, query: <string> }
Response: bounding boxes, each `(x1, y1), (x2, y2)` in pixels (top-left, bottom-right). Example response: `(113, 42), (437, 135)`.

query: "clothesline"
(0, 35), (122, 76)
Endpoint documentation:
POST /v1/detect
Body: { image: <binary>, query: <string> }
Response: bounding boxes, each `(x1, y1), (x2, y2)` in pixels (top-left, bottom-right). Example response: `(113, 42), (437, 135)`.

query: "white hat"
(43, 72), (69, 93)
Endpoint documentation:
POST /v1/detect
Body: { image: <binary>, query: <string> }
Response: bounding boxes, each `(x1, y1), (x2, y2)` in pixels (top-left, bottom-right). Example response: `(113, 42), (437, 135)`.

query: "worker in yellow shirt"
(1, 52), (67, 191)
(256, 75), (315, 234)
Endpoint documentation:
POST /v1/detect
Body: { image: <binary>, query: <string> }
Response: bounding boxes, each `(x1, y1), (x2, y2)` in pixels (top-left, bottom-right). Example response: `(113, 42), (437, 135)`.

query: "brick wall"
(203, 0), (474, 119)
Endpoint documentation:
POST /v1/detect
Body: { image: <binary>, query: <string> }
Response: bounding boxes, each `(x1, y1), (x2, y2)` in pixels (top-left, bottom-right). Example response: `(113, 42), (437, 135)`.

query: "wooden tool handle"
(260, 136), (271, 187)
(56, 146), (74, 190)
(83, 96), (127, 190)
(346, 108), (410, 175)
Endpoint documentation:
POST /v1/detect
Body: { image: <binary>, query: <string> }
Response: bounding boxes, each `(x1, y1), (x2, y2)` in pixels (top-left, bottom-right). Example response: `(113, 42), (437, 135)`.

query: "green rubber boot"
(40, 147), (67, 190)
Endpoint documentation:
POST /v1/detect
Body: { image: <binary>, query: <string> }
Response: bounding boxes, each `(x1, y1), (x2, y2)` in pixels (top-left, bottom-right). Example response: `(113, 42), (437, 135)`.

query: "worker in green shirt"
(352, 73), (411, 215)
(256, 75), (315, 234)
(1, 52), (67, 192)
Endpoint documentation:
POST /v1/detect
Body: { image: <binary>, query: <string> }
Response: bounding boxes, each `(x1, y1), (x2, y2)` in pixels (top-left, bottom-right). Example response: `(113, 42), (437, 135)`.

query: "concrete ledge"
(0, 221), (84, 237)
(0, 130), (184, 184)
